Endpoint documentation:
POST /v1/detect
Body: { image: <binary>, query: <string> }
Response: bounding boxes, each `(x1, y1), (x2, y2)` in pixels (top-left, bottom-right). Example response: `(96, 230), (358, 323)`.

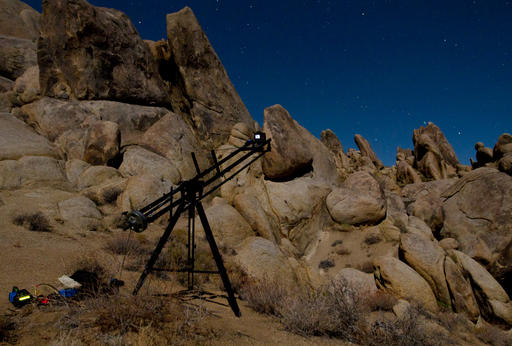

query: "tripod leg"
(196, 202), (241, 317)
(133, 202), (185, 295)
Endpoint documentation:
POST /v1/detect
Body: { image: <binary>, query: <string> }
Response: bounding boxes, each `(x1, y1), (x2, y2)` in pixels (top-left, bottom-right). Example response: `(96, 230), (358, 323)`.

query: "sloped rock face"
(444, 256), (480, 321)
(0, 112), (57, 160)
(441, 167), (512, 289)
(119, 146), (180, 185)
(373, 256), (439, 312)
(321, 129), (349, 173)
(165, 7), (253, 145)
(38, 0), (169, 105)
(450, 250), (512, 325)
(326, 171), (386, 225)
(0, 0), (40, 40)
(262, 104), (338, 182)
(354, 134), (383, 169)
(413, 122), (459, 180)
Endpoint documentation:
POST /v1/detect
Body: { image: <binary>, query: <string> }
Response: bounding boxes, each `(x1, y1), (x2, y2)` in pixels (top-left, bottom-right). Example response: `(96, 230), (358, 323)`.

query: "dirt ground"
(0, 204), (348, 345)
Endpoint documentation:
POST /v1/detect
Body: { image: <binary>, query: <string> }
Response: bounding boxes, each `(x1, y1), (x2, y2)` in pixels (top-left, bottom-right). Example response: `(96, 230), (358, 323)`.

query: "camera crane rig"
(124, 132), (271, 317)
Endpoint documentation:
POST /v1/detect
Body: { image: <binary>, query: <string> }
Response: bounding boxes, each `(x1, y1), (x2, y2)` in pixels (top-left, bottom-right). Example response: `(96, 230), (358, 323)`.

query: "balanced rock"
(354, 134), (383, 169)
(441, 167), (512, 287)
(412, 122), (459, 180)
(373, 256), (439, 312)
(471, 142), (493, 169)
(262, 104), (338, 182)
(165, 7), (253, 145)
(326, 171), (386, 225)
(38, 0), (169, 105)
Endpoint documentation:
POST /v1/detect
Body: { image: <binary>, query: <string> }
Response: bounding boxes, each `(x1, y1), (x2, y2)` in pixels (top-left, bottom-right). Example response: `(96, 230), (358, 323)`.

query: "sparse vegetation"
(336, 247), (351, 255)
(102, 186), (123, 204)
(12, 212), (53, 232)
(355, 261), (375, 273)
(331, 239), (343, 247)
(105, 234), (143, 255)
(318, 259), (335, 269)
(364, 233), (382, 245)
(241, 277), (454, 345)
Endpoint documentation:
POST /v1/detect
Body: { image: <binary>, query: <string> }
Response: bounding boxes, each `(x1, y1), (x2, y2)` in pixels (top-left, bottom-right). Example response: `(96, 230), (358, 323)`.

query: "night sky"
(25, 0), (512, 166)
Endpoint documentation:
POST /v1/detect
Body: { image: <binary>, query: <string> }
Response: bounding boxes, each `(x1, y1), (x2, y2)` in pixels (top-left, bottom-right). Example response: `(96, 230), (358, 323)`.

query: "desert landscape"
(0, 0), (511, 345)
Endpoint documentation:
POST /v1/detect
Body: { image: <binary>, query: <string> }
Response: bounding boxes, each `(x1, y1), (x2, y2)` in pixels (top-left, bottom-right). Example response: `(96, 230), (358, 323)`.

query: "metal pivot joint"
(127, 132), (271, 317)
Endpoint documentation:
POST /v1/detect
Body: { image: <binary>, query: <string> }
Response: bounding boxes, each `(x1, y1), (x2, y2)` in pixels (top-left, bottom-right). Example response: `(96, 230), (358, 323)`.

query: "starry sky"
(25, 0), (512, 166)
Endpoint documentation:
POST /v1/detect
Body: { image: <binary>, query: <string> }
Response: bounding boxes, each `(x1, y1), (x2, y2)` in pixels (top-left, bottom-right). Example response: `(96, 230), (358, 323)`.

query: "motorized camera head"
(253, 131), (266, 145)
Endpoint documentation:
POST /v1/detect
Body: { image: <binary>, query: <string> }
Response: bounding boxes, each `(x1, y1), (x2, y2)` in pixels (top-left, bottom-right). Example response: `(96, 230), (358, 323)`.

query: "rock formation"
(1, 0), (512, 333)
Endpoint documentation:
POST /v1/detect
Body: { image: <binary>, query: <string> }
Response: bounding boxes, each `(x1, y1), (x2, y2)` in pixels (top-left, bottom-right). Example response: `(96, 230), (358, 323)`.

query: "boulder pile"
(1, 0), (511, 331)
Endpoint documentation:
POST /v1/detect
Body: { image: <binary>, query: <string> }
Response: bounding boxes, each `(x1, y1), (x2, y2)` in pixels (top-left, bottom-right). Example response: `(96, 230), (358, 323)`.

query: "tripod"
(125, 132), (271, 317)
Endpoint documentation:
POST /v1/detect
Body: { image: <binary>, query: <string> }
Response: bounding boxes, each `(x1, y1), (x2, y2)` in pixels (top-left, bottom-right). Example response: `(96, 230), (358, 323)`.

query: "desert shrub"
(364, 233), (382, 245)
(105, 234), (143, 255)
(240, 276), (288, 315)
(318, 259), (335, 269)
(102, 187), (122, 204)
(336, 247), (351, 255)
(366, 291), (398, 312)
(279, 280), (364, 341)
(0, 315), (15, 343)
(331, 240), (343, 246)
(355, 261), (375, 273)
(218, 261), (250, 294)
(12, 212), (53, 232)
(475, 321), (512, 346)
(365, 304), (449, 346)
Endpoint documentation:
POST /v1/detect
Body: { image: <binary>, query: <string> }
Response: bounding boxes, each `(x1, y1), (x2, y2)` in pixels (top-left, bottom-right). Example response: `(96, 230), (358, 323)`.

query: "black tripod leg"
(133, 202), (185, 295)
(196, 202), (241, 317)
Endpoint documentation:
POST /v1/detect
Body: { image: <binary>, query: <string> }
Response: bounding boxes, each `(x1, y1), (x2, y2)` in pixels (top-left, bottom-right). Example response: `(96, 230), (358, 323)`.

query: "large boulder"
(11, 65), (40, 104)
(57, 195), (102, 232)
(0, 35), (37, 80)
(326, 171), (386, 225)
(165, 7), (253, 145)
(83, 120), (120, 165)
(262, 105), (338, 183)
(450, 250), (512, 325)
(441, 167), (512, 288)
(38, 0), (169, 105)
(412, 122), (459, 180)
(354, 134), (383, 169)
(444, 256), (479, 321)
(195, 198), (253, 250)
(119, 146), (181, 185)
(0, 113), (57, 160)
(118, 174), (173, 212)
(399, 233), (451, 306)
(333, 268), (378, 298)
(0, 0), (40, 40)
(140, 112), (208, 180)
(373, 256), (439, 312)
(233, 236), (298, 286)
(401, 178), (456, 232)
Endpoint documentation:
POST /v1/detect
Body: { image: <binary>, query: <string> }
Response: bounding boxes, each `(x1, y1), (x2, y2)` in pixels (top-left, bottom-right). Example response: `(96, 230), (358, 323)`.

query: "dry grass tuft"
(12, 212), (53, 232)
(318, 259), (335, 269)
(364, 233), (382, 245)
(105, 234), (143, 255)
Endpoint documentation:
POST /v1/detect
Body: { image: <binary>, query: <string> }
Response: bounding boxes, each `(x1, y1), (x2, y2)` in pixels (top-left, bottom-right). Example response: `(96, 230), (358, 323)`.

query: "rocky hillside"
(1, 0), (511, 342)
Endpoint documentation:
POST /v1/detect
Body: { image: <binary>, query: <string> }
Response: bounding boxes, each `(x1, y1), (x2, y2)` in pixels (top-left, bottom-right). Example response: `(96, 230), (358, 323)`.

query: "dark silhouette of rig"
(123, 132), (271, 317)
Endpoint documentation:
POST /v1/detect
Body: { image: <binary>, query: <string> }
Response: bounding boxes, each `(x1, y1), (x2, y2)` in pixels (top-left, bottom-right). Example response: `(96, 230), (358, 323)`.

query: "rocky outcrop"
(494, 133), (512, 175)
(354, 134), (383, 169)
(326, 171), (386, 225)
(396, 147), (421, 185)
(119, 146), (180, 185)
(399, 233), (451, 306)
(58, 195), (103, 232)
(334, 268), (377, 297)
(373, 256), (439, 312)
(450, 250), (512, 324)
(83, 121), (120, 165)
(321, 129), (349, 173)
(441, 167), (512, 288)
(401, 178), (456, 232)
(262, 104), (338, 183)
(38, 0), (169, 105)
(412, 122), (459, 180)
(444, 256), (479, 321)
(0, 0), (40, 40)
(165, 7), (253, 145)
(0, 156), (67, 190)
(0, 35), (37, 80)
